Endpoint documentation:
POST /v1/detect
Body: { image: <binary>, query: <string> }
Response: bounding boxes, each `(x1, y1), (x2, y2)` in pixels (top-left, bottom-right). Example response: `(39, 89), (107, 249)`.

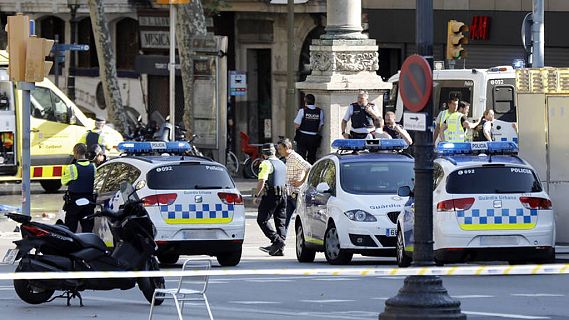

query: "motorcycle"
(5, 181), (165, 306)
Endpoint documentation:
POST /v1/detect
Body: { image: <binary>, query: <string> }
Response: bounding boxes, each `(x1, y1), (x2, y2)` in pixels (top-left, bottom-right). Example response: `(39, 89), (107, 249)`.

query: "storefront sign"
(470, 16), (490, 40)
(140, 31), (170, 49)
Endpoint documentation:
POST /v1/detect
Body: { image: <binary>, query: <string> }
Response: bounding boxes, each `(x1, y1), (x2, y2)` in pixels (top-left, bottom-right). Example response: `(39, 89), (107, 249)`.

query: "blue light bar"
(331, 139), (408, 151)
(118, 141), (191, 154)
(436, 141), (518, 155)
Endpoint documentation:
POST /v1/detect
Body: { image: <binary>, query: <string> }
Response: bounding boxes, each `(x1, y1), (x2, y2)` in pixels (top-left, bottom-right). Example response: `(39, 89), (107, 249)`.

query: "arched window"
(39, 16), (65, 43)
(116, 18), (139, 70)
(77, 17), (98, 69)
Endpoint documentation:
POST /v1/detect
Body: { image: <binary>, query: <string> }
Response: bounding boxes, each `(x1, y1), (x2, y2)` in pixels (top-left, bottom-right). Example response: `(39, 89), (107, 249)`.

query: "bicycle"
(239, 131), (263, 179)
(225, 135), (239, 177)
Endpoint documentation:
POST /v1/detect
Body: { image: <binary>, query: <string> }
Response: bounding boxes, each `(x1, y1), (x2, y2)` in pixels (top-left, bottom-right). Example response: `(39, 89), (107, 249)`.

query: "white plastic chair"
(148, 259), (214, 320)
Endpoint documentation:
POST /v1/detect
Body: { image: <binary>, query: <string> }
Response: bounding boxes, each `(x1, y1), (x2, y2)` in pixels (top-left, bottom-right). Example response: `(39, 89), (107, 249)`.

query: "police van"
(386, 66), (518, 143)
(395, 141), (555, 267)
(295, 139), (414, 265)
(94, 141), (245, 266)
(0, 50), (123, 192)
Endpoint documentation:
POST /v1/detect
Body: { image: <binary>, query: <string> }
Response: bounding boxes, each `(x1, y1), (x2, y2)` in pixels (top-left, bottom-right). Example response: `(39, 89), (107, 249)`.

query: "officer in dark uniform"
(80, 117), (108, 151)
(254, 143), (287, 256)
(341, 90), (382, 139)
(61, 143), (96, 232)
(293, 94), (323, 164)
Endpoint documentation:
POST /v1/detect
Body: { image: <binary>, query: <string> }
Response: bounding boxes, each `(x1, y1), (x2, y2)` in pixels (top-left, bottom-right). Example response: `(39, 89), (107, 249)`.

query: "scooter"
(5, 181), (165, 306)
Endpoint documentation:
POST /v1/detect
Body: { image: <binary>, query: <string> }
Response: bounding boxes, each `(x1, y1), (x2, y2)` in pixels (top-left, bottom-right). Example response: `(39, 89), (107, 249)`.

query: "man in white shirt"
(341, 90), (382, 139)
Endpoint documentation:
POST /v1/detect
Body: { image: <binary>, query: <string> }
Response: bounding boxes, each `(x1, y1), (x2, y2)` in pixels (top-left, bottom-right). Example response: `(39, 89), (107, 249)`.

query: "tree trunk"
(176, 0), (207, 137)
(88, 0), (129, 135)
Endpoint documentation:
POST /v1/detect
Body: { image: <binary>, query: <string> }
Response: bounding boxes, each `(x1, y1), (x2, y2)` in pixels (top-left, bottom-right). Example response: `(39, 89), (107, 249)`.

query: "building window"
(77, 17), (98, 69)
(116, 18), (139, 70)
(39, 16), (65, 43)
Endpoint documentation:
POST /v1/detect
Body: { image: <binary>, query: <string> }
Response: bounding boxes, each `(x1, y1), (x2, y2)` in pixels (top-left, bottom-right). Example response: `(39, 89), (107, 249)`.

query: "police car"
(94, 141), (245, 266)
(295, 139), (414, 265)
(396, 141), (555, 267)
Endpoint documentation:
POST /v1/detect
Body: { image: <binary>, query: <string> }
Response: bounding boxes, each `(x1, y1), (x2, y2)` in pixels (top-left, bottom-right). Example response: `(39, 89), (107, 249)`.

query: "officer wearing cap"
(61, 143), (96, 232)
(254, 143), (287, 256)
(80, 116), (109, 152)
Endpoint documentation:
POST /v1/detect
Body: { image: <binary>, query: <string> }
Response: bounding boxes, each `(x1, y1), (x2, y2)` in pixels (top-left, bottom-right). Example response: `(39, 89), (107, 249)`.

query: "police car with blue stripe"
(94, 141), (245, 266)
(295, 139), (414, 265)
(396, 141), (555, 267)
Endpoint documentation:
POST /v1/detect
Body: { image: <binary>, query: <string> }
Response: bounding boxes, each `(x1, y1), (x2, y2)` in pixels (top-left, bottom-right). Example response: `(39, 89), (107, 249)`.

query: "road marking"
(301, 299), (356, 303)
(511, 293), (565, 297)
(463, 311), (550, 319)
(229, 301), (280, 304)
(245, 279), (293, 283)
(452, 295), (494, 299)
(311, 277), (357, 281)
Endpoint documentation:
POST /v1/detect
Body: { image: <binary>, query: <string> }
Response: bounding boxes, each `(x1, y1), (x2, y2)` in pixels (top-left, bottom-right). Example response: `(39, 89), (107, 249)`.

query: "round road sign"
(399, 55), (433, 112)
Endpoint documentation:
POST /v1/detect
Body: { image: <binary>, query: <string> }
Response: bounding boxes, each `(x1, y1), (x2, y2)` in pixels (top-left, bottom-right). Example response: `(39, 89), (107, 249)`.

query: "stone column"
(296, 0), (391, 156)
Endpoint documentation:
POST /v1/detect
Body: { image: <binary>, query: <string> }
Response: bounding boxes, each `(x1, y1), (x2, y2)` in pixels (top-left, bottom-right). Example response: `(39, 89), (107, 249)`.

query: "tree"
(175, 0), (207, 137)
(88, 0), (129, 135)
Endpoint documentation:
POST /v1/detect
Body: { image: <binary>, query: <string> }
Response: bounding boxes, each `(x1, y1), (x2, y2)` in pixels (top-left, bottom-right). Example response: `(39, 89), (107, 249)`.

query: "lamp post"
(67, 0), (79, 101)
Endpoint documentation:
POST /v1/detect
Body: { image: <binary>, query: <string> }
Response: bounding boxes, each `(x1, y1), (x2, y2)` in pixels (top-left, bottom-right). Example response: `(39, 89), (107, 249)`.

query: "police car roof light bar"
(436, 141), (518, 155)
(331, 139), (408, 151)
(117, 141), (191, 154)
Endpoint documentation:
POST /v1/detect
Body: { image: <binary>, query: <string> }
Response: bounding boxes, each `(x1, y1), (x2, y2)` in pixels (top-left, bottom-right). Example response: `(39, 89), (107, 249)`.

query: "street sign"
(52, 44), (89, 52)
(399, 54), (433, 113)
(229, 71), (247, 96)
(403, 112), (427, 131)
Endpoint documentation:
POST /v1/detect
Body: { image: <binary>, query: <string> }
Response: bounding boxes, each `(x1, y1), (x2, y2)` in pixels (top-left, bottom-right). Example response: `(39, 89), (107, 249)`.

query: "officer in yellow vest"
(61, 143), (96, 232)
(434, 95), (459, 142)
(441, 101), (478, 142)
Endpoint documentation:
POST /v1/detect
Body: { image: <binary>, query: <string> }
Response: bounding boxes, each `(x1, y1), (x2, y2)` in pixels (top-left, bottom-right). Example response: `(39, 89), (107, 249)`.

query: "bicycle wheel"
(250, 157), (263, 178)
(226, 151), (240, 177)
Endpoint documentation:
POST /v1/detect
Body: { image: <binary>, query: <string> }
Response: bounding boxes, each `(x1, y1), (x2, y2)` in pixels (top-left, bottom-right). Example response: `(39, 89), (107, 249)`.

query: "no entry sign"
(399, 55), (433, 112)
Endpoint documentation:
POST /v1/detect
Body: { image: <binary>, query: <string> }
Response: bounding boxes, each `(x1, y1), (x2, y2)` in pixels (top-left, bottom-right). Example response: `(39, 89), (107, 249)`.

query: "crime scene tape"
(0, 264), (568, 280)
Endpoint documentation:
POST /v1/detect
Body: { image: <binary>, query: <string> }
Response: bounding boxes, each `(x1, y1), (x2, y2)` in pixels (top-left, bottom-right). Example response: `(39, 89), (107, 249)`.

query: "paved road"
(0, 185), (568, 319)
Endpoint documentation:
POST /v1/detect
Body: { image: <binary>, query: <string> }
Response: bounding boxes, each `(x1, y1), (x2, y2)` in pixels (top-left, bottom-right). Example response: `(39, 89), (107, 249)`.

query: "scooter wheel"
(14, 279), (54, 304)
(138, 257), (165, 305)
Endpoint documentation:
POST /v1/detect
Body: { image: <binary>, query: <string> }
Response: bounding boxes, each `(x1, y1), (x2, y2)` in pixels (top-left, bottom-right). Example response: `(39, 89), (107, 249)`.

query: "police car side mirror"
(398, 186), (413, 197)
(316, 182), (331, 194)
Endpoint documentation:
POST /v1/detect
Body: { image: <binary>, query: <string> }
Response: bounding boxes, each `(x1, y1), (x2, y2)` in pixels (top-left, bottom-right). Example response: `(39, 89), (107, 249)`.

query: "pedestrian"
(80, 117), (110, 152)
(383, 111), (413, 145)
(254, 143), (287, 256)
(341, 90), (382, 139)
(294, 94), (324, 164)
(61, 143), (96, 233)
(276, 138), (312, 233)
(433, 95), (459, 142)
(441, 101), (478, 142)
(87, 144), (108, 167)
(473, 109), (495, 141)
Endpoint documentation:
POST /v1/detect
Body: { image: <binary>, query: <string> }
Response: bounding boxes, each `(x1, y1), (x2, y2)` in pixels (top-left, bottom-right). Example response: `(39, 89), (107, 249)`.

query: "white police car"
(94, 141), (245, 266)
(295, 139), (414, 265)
(396, 141), (555, 267)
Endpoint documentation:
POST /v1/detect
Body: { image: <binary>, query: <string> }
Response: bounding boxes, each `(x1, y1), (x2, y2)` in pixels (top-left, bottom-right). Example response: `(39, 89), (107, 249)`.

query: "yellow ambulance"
(0, 50), (123, 192)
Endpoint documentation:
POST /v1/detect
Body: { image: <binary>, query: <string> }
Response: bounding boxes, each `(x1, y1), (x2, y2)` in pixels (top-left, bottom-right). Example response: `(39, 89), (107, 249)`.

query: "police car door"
(304, 160), (328, 241)
(312, 160), (335, 240)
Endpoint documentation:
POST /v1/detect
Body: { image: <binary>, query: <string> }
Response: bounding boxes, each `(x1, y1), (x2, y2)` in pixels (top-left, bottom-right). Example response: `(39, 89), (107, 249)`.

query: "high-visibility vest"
(444, 112), (465, 142)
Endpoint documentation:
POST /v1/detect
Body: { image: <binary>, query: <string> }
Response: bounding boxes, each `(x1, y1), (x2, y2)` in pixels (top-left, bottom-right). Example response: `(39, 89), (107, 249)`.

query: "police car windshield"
(147, 163), (234, 190)
(340, 161), (414, 195)
(446, 166), (542, 194)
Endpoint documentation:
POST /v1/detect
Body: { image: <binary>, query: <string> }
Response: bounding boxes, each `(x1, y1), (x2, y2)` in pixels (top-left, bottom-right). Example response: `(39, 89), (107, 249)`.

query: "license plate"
(385, 228), (396, 237)
(2, 248), (18, 264)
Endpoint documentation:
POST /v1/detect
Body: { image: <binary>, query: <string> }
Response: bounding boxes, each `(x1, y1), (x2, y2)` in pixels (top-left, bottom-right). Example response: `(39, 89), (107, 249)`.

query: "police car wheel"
(396, 228), (412, 268)
(157, 253), (179, 265)
(216, 247), (242, 267)
(324, 224), (352, 265)
(296, 222), (316, 263)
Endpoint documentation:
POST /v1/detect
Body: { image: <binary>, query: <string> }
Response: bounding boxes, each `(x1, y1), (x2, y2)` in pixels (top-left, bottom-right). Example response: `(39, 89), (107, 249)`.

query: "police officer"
(442, 101), (477, 142)
(341, 90), (382, 139)
(80, 117), (109, 152)
(87, 144), (107, 167)
(61, 143), (96, 232)
(434, 95), (459, 142)
(293, 94), (324, 164)
(254, 143), (287, 256)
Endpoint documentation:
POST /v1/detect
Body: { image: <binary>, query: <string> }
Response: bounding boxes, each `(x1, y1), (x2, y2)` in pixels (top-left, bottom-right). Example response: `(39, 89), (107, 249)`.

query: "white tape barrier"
(0, 264), (568, 280)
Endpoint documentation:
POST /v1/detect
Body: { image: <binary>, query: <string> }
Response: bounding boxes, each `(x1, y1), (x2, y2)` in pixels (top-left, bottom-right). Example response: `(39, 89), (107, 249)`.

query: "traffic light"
(7, 14), (30, 82)
(446, 20), (469, 60)
(25, 37), (54, 83)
